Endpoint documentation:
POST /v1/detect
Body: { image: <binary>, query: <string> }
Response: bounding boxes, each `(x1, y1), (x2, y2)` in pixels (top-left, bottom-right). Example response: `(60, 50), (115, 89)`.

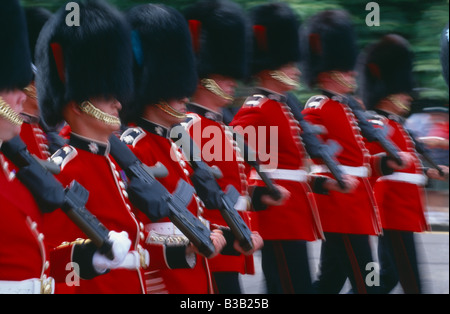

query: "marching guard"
(0, 0), (54, 294)
(121, 3), (226, 294)
(358, 34), (449, 293)
(19, 7), (53, 160)
(300, 10), (411, 294)
(36, 0), (149, 294)
(183, 0), (266, 294)
(230, 3), (355, 294)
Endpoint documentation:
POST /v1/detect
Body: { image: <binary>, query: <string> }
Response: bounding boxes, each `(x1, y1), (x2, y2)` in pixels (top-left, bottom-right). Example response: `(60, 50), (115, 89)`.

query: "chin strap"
(387, 95), (410, 112)
(23, 84), (38, 100)
(201, 78), (234, 102)
(0, 96), (24, 127)
(79, 101), (121, 126)
(155, 102), (187, 119)
(329, 71), (357, 90)
(269, 70), (300, 89)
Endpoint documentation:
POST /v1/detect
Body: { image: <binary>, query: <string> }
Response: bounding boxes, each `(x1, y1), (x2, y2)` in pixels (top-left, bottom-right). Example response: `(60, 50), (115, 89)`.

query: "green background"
(21, 0), (449, 110)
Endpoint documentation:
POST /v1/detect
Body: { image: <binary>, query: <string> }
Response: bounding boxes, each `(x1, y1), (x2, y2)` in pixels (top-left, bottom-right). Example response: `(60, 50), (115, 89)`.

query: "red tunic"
(365, 111), (429, 232)
(230, 88), (323, 241)
(301, 94), (383, 235)
(19, 117), (50, 161)
(43, 134), (146, 294)
(121, 119), (214, 294)
(185, 103), (255, 274)
(0, 152), (48, 283)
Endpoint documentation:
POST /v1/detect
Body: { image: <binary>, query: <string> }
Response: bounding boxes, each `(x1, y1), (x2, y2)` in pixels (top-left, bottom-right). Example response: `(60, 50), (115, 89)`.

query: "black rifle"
(345, 95), (403, 166)
(108, 134), (216, 258)
(1, 136), (114, 260)
(227, 127), (283, 200)
(170, 126), (254, 252)
(286, 93), (347, 189)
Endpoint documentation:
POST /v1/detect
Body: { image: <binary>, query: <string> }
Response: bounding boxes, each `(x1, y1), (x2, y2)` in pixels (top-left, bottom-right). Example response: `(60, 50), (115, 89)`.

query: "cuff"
(250, 186), (269, 211)
(219, 227), (241, 256)
(166, 245), (197, 269)
(310, 176), (330, 195)
(73, 240), (108, 280)
(379, 155), (396, 176)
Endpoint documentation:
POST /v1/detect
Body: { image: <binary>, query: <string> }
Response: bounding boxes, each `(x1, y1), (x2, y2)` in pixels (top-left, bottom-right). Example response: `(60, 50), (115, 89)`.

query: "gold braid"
(201, 78), (234, 102)
(0, 96), (24, 126)
(155, 102), (187, 119)
(269, 71), (300, 89)
(79, 101), (121, 126)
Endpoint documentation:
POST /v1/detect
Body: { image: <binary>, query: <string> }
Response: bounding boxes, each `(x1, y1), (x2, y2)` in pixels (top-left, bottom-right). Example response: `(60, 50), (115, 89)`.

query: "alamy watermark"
(65, 2), (80, 27)
(65, 262), (81, 287)
(366, 262), (380, 287)
(66, 2), (381, 28)
(168, 123), (280, 171)
(366, 2), (381, 27)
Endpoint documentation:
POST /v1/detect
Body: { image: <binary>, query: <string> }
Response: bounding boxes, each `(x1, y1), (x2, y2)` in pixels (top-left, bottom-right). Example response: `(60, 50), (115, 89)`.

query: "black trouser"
(313, 232), (379, 294)
(378, 229), (422, 294)
(261, 240), (313, 294)
(213, 272), (242, 294)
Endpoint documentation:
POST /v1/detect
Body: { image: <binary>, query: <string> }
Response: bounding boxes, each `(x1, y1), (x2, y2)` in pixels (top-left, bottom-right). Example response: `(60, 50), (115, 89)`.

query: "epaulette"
(120, 127), (146, 147)
(304, 95), (329, 109)
(243, 94), (269, 108)
(50, 145), (77, 171)
(182, 115), (199, 130)
(366, 111), (386, 127)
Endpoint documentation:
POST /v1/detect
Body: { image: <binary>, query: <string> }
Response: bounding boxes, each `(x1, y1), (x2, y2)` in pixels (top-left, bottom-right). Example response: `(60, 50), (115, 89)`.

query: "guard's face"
(206, 74), (237, 106)
(279, 63), (301, 85)
(91, 97), (122, 121)
(210, 75), (237, 97)
(164, 98), (188, 125)
(268, 63), (301, 92)
(81, 97), (122, 135)
(331, 71), (356, 94)
(0, 89), (26, 141)
(74, 98), (122, 141)
(388, 93), (413, 116)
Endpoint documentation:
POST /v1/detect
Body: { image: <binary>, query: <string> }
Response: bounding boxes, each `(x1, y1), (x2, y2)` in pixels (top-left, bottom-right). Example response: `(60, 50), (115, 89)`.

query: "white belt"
(0, 277), (54, 294)
(145, 222), (189, 246)
(310, 165), (369, 178)
(250, 169), (308, 182)
(379, 172), (428, 186)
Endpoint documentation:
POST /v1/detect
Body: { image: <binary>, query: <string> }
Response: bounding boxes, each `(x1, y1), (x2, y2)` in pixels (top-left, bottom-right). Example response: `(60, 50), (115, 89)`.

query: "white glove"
(234, 195), (250, 211)
(92, 231), (132, 274)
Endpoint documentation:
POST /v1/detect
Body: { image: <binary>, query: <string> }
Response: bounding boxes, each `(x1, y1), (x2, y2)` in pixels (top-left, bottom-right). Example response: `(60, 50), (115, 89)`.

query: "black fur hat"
(301, 10), (358, 88)
(184, 0), (250, 80)
(248, 2), (301, 75)
(35, 0), (134, 127)
(125, 4), (198, 122)
(25, 7), (52, 64)
(358, 34), (414, 110)
(0, 0), (33, 91)
(441, 23), (449, 87)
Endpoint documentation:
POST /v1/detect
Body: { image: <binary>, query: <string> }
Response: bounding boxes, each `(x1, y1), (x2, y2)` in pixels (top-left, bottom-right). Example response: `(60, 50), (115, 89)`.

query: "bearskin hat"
(35, 0), (134, 127)
(184, 0), (250, 80)
(0, 0), (33, 91)
(124, 4), (198, 122)
(248, 2), (302, 76)
(441, 23), (449, 87)
(25, 7), (52, 64)
(301, 10), (358, 88)
(358, 34), (414, 110)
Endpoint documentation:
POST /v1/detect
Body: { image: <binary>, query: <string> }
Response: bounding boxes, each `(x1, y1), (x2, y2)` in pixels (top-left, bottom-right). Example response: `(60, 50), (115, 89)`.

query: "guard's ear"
(64, 101), (83, 119)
